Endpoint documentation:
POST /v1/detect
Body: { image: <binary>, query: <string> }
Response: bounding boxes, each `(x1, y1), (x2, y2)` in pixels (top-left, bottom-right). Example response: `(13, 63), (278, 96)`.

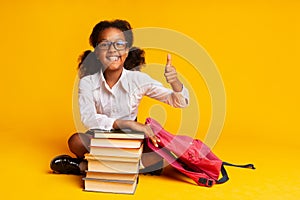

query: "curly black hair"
(78, 19), (145, 78)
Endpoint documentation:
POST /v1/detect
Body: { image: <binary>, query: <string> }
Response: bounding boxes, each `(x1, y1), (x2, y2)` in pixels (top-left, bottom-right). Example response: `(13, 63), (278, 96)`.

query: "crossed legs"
(51, 132), (164, 174)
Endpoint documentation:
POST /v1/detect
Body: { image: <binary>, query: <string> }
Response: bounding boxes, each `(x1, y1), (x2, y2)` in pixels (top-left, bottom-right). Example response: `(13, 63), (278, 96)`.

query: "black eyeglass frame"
(96, 40), (128, 51)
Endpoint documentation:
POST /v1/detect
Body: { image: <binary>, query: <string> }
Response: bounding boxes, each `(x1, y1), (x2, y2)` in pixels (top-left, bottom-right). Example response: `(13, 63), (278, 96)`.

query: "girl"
(50, 19), (189, 175)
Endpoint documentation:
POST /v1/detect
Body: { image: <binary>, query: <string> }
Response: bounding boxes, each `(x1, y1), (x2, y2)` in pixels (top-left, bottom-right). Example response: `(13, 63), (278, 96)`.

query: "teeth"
(107, 56), (119, 61)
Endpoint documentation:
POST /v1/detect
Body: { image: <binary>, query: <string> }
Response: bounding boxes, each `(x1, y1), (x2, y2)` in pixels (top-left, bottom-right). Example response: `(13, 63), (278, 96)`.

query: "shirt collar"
(99, 68), (130, 93)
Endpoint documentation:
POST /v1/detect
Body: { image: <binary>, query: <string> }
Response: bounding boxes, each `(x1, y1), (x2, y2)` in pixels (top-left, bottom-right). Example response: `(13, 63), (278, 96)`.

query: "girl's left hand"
(164, 54), (183, 92)
(113, 119), (160, 147)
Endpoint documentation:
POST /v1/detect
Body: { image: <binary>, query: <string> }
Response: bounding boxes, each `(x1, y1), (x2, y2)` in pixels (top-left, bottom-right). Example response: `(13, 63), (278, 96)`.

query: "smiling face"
(95, 27), (129, 72)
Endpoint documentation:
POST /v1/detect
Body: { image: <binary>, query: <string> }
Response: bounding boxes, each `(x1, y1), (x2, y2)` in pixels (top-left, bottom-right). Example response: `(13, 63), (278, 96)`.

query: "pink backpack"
(145, 118), (255, 187)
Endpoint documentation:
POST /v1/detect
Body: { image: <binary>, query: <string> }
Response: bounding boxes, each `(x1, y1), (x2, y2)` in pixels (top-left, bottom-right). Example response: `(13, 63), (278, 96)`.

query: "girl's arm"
(113, 119), (160, 147)
(139, 54), (189, 108)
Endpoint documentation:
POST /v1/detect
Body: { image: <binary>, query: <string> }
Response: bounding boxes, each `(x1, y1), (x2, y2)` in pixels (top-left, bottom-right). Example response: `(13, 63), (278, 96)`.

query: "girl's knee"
(68, 133), (89, 149)
(68, 133), (81, 146)
(68, 132), (91, 158)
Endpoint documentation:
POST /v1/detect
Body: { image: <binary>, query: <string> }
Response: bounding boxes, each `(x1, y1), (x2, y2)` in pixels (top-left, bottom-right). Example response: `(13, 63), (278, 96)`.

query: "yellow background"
(0, 0), (299, 199)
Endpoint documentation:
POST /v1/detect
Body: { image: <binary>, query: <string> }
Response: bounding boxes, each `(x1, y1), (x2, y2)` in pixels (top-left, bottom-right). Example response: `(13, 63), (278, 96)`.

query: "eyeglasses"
(96, 40), (128, 50)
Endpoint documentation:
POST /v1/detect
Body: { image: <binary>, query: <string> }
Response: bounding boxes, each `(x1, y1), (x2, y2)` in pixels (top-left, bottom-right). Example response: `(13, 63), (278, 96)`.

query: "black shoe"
(139, 160), (164, 176)
(50, 155), (82, 175)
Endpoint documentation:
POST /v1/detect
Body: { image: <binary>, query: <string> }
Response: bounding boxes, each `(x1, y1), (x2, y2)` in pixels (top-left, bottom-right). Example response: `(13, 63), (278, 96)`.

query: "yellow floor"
(1, 128), (299, 200)
(0, 1), (299, 199)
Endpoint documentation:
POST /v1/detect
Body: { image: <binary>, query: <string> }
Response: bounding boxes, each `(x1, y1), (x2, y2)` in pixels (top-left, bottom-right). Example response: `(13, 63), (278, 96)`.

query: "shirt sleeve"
(141, 73), (189, 108)
(78, 76), (115, 130)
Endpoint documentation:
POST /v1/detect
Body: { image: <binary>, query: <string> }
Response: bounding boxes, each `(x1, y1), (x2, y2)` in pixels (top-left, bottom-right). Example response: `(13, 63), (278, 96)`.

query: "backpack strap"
(216, 165), (229, 184)
(223, 162), (255, 169)
(216, 162), (255, 184)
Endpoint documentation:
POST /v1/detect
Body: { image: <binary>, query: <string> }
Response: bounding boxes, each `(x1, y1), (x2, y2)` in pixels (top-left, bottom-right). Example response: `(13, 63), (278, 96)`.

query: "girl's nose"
(107, 43), (117, 52)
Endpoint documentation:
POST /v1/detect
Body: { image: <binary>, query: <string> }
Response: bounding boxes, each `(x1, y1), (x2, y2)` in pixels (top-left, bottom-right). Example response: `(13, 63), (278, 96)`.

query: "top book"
(91, 129), (145, 140)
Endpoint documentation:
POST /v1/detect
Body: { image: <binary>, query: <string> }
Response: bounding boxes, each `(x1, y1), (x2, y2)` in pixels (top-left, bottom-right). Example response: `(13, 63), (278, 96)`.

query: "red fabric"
(145, 118), (223, 186)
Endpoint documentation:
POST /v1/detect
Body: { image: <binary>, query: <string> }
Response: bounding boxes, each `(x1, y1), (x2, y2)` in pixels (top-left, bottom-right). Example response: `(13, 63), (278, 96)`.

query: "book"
(92, 129), (145, 140)
(84, 129), (144, 194)
(90, 138), (143, 148)
(87, 159), (139, 174)
(83, 176), (138, 194)
(90, 144), (144, 158)
(85, 153), (140, 162)
(85, 171), (137, 181)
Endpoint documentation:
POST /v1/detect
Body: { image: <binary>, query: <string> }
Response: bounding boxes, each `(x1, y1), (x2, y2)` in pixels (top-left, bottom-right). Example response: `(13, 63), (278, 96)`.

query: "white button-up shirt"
(78, 68), (189, 130)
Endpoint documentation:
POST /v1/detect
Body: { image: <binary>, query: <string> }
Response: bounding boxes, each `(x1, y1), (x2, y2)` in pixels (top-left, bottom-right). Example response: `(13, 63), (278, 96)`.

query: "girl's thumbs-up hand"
(164, 54), (177, 83)
(164, 54), (183, 92)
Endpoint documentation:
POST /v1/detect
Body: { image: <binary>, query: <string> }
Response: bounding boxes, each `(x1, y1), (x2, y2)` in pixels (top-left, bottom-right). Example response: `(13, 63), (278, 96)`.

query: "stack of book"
(83, 129), (144, 194)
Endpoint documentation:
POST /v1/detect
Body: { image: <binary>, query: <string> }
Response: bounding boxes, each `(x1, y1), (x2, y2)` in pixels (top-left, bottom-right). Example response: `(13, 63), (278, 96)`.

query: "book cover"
(85, 153), (140, 163)
(89, 144), (144, 158)
(83, 176), (139, 194)
(90, 138), (143, 148)
(85, 171), (138, 181)
(92, 129), (144, 140)
(87, 159), (140, 174)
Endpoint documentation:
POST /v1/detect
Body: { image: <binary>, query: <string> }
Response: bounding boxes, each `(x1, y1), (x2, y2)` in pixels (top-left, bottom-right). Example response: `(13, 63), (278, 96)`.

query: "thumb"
(166, 53), (172, 66)
(165, 54), (172, 73)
